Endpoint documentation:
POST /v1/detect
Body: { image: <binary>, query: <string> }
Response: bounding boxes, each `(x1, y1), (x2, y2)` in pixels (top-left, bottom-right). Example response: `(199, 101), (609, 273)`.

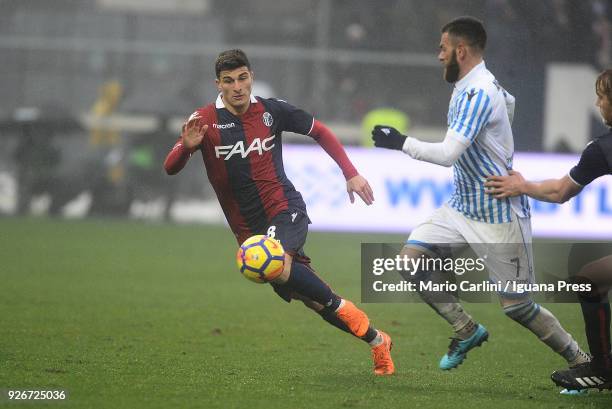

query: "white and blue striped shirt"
(446, 61), (530, 223)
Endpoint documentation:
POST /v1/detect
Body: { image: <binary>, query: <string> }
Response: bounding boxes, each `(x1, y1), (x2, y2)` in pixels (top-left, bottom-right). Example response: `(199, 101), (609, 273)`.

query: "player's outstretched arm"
(308, 120), (374, 205)
(163, 116), (208, 175)
(371, 125), (467, 167)
(485, 171), (582, 203)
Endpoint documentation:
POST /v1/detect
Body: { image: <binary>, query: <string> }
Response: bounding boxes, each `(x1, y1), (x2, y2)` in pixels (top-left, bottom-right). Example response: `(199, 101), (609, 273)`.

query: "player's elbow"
(552, 181), (577, 204)
(438, 147), (463, 167)
(438, 153), (460, 167)
(546, 194), (563, 204)
(537, 189), (564, 204)
(556, 190), (573, 204)
(163, 161), (179, 175)
(413, 152), (456, 167)
(165, 166), (180, 176)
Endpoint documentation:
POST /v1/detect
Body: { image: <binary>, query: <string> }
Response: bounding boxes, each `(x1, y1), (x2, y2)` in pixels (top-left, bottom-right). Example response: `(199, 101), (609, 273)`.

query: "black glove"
(371, 125), (407, 150)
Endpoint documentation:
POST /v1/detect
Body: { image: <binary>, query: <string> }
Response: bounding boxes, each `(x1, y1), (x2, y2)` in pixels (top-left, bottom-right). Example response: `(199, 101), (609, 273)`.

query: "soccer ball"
(236, 235), (285, 283)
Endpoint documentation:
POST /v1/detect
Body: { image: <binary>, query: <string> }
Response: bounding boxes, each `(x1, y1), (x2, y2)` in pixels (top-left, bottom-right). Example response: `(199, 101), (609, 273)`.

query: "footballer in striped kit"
(372, 16), (588, 374)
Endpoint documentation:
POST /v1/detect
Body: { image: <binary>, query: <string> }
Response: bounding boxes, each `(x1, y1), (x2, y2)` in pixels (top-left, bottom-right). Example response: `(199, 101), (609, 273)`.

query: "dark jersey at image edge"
(569, 131), (612, 186)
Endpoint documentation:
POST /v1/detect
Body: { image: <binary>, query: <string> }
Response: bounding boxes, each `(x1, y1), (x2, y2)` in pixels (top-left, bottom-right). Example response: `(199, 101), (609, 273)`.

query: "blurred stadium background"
(1, 0), (611, 238)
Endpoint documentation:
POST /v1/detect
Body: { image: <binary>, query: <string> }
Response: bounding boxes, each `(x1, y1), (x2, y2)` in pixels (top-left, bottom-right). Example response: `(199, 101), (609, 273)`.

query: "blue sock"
(284, 260), (341, 311)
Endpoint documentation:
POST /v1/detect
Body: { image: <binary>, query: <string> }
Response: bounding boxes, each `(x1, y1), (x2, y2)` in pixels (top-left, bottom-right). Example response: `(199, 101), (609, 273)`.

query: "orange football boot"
(372, 331), (395, 375)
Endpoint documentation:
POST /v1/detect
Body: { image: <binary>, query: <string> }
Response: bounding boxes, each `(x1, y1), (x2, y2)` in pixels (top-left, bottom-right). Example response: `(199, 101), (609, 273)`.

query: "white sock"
(369, 331), (383, 347)
(567, 348), (591, 367)
(430, 301), (476, 340)
(504, 301), (588, 364)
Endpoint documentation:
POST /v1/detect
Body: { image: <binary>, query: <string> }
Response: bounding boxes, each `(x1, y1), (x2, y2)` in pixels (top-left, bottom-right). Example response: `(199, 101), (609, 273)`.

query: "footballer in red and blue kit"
(171, 94), (345, 248)
(163, 49), (395, 375)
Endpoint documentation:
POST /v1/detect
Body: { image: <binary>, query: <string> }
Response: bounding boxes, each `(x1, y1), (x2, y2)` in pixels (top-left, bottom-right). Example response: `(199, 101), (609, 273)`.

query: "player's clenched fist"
(371, 125), (407, 151)
(181, 115), (208, 150)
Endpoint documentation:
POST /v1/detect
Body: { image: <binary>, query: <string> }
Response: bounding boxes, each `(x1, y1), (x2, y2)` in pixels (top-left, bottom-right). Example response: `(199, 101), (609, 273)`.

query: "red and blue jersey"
(191, 95), (313, 243)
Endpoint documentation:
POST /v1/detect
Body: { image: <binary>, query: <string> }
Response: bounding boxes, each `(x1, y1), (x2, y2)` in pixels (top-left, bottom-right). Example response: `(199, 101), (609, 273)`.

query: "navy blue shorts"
(568, 242), (612, 277)
(264, 208), (311, 302)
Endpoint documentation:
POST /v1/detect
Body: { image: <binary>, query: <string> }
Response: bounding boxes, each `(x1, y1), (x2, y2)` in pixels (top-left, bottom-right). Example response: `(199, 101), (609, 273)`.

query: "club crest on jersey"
(215, 135), (276, 160)
(262, 112), (273, 127)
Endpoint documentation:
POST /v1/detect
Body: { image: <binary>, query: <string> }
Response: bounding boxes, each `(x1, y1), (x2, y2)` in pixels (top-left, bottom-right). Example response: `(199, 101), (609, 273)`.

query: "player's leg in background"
(551, 254), (612, 390)
(570, 253), (612, 372)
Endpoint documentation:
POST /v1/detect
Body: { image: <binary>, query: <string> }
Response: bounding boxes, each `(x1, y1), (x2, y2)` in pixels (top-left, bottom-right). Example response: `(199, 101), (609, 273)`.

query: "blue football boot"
(439, 324), (489, 370)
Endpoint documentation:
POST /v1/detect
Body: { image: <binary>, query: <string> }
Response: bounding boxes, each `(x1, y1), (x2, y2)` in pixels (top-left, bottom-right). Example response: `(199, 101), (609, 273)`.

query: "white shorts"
(406, 204), (534, 295)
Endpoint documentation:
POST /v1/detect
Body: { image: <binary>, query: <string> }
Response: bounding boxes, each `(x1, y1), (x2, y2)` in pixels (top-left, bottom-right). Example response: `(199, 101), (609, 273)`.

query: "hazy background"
(1, 0), (610, 227)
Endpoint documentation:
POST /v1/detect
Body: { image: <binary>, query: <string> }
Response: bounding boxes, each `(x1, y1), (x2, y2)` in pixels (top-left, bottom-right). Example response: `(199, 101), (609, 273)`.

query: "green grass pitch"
(0, 218), (609, 408)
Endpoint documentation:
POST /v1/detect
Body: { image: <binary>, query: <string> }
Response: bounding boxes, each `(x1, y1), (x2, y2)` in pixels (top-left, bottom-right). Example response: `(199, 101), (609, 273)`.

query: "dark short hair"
(215, 49), (251, 78)
(441, 16), (487, 52)
(596, 69), (612, 102)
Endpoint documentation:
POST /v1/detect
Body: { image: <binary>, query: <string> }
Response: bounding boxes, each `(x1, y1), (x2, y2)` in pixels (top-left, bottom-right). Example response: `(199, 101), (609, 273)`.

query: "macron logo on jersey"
(215, 135), (276, 160)
(212, 122), (236, 129)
